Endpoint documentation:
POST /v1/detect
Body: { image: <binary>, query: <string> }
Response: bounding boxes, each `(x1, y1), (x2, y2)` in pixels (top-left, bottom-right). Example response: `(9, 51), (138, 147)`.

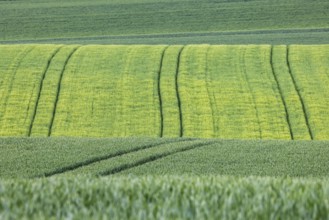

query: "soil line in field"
(157, 46), (169, 137)
(48, 46), (80, 136)
(270, 46), (294, 140)
(99, 140), (217, 176)
(37, 138), (195, 177)
(176, 46), (185, 137)
(286, 46), (313, 140)
(28, 46), (63, 136)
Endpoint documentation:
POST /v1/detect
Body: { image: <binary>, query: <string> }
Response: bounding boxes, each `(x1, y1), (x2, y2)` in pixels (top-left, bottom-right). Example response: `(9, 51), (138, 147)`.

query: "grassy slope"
(0, 0), (328, 44)
(1, 44), (329, 139)
(120, 139), (329, 177)
(1, 137), (329, 178)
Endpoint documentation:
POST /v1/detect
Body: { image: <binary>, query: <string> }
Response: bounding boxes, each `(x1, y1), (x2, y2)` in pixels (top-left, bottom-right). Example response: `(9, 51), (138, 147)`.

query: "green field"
(1, 44), (329, 139)
(1, 137), (329, 178)
(1, 0), (329, 219)
(0, 0), (329, 44)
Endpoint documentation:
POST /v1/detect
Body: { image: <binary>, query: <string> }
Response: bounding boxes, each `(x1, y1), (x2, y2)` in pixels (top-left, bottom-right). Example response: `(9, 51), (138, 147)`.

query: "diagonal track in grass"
(48, 46), (80, 136)
(175, 46), (185, 137)
(286, 46), (313, 140)
(270, 46), (293, 140)
(28, 46), (63, 136)
(99, 140), (217, 176)
(38, 138), (194, 177)
(157, 46), (169, 137)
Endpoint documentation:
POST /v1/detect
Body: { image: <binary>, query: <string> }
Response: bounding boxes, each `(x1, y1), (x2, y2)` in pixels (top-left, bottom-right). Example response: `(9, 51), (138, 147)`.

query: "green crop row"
(1, 175), (329, 219)
(0, 44), (328, 139)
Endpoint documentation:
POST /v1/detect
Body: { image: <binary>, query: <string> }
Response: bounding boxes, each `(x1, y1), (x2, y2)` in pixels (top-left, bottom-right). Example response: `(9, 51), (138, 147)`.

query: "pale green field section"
(51, 45), (165, 137)
(0, 45), (61, 136)
(0, 44), (328, 139)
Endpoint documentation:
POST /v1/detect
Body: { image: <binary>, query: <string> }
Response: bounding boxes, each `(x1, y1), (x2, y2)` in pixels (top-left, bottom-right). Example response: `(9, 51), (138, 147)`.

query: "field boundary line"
(175, 46), (185, 137)
(270, 46), (293, 140)
(36, 138), (196, 177)
(1, 28), (328, 44)
(157, 46), (169, 137)
(241, 47), (262, 139)
(0, 46), (35, 125)
(99, 140), (217, 176)
(286, 46), (313, 140)
(48, 46), (80, 136)
(28, 46), (63, 136)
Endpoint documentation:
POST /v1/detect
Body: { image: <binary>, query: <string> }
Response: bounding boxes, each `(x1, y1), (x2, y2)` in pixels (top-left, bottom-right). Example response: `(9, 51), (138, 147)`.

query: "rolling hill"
(1, 0), (329, 219)
(1, 44), (329, 139)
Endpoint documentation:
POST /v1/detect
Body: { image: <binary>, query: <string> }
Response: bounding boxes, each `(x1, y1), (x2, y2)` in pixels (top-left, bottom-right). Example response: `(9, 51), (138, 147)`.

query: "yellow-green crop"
(0, 44), (329, 139)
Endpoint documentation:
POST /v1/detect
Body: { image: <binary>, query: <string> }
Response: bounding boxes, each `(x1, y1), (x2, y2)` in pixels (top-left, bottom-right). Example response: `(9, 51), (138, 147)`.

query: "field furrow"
(175, 46), (185, 137)
(30, 46), (79, 136)
(270, 46), (293, 139)
(242, 46), (291, 139)
(286, 46), (314, 139)
(157, 46), (169, 137)
(288, 45), (329, 140)
(49, 46), (80, 136)
(41, 138), (192, 177)
(58, 139), (200, 176)
(160, 45), (183, 137)
(0, 45), (62, 136)
(271, 45), (311, 140)
(100, 140), (215, 176)
(28, 46), (63, 136)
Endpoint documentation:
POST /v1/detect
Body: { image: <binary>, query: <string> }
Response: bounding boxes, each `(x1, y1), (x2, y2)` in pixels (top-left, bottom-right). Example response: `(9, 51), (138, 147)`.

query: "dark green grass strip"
(270, 46), (293, 140)
(99, 140), (216, 176)
(175, 46), (185, 137)
(28, 46), (63, 136)
(286, 46), (313, 140)
(48, 46), (80, 136)
(157, 46), (169, 137)
(1, 28), (329, 44)
(38, 138), (194, 177)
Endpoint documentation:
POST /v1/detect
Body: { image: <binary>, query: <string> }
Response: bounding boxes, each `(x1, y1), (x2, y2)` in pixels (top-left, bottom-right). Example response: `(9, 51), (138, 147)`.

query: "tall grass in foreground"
(0, 176), (328, 219)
